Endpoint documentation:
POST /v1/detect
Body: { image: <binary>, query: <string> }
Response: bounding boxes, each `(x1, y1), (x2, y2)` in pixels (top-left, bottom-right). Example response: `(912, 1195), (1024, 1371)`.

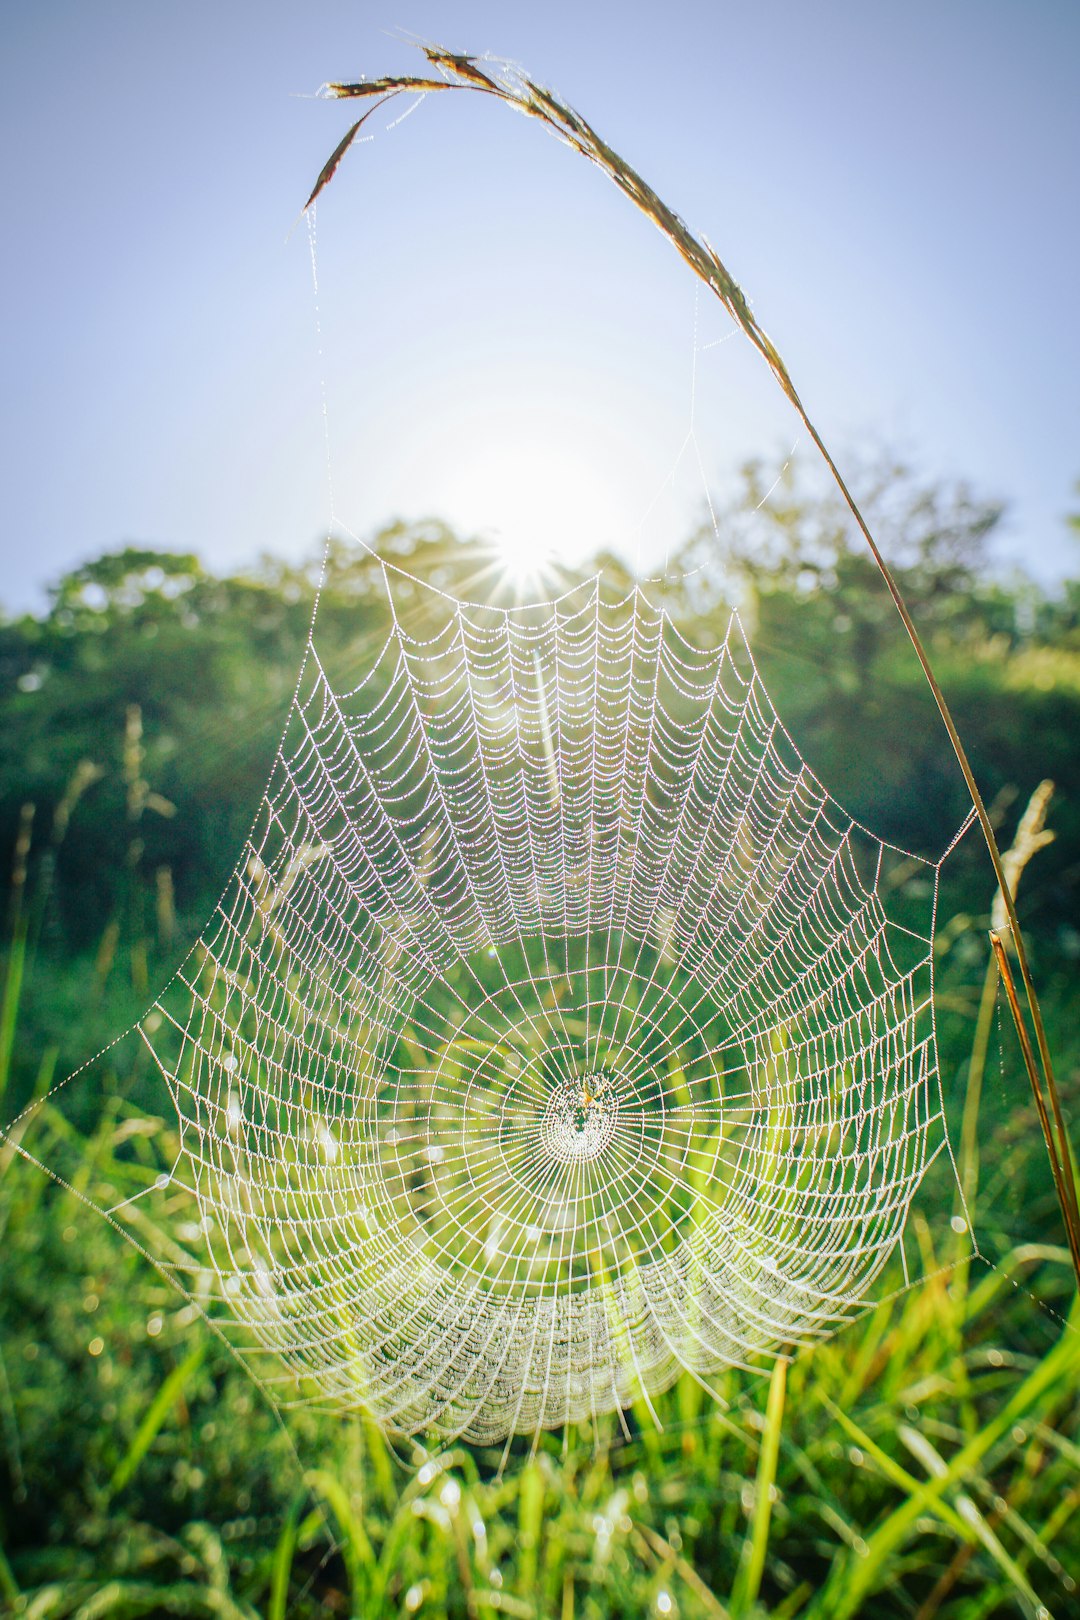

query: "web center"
(540, 1071), (621, 1164)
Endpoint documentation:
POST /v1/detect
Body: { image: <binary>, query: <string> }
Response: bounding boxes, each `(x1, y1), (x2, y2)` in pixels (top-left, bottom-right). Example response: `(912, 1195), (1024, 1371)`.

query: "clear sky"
(2, 0), (1078, 613)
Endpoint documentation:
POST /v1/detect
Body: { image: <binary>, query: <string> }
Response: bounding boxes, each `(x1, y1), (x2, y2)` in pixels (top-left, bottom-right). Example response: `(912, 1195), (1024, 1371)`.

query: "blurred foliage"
(669, 455), (1080, 925)
(1, 459), (1079, 1615)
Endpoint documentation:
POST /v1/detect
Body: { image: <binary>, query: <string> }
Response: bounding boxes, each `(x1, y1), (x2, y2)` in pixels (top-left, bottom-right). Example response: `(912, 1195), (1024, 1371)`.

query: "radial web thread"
(142, 581), (948, 1444)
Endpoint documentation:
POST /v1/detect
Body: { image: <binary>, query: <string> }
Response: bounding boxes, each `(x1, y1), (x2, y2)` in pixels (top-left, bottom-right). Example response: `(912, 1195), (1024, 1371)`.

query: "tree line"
(2, 460), (1077, 969)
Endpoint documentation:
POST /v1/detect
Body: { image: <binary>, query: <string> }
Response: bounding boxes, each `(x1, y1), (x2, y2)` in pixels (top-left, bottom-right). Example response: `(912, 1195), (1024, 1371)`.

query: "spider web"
(139, 577), (953, 1444)
(0, 57), (980, 1452)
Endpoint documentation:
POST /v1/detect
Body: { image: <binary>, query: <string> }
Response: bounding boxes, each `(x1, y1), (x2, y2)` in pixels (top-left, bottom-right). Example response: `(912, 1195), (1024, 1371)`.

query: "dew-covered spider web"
(135, 577), (956, 1444)
(1, 48), (991, 1452)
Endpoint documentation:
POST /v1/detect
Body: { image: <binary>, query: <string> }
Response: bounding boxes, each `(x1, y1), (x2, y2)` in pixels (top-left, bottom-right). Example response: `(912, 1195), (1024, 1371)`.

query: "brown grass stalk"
(308, 43), (1080, 1286)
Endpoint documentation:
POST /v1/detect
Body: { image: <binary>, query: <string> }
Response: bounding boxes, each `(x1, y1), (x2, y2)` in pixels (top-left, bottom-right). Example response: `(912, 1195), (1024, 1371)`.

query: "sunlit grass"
(2, 918), (1078, 1616)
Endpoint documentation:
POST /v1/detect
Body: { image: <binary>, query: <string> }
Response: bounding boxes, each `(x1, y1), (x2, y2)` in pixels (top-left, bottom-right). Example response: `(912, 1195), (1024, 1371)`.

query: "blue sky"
(2, 0), (1078, 611)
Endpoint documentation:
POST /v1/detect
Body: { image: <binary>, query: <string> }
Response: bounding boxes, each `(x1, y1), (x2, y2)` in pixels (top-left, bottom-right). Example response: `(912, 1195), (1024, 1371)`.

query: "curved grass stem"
(312, 43), (1080, 1289)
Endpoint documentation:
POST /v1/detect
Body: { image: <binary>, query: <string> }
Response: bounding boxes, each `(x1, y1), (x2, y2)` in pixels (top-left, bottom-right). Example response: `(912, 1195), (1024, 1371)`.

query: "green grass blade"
(824, 1400), (972, 1543)
(267, 1490), (305, 1620)
(303, 1466), (376, 1607)
(0, 1541), (19, 1603)
(106, 1341), (204, 1499)
(809, 1306), (1080, 1619)
(897, 1426), (1044, 1616)
(0, 923), (28, 1109)
(518, 1458), (545, 1600)
(730, 1355), (786, 1617)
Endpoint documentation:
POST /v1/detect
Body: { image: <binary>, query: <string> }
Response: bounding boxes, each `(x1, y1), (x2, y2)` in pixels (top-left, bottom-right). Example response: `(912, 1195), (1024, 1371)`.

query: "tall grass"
(1, 762), (1077, 1617)
(2, 1085), (1077, 1616)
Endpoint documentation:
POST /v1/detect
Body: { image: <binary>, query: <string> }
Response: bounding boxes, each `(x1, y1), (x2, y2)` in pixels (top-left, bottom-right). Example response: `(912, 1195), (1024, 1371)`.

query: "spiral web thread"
(138, 578), (953, 1445)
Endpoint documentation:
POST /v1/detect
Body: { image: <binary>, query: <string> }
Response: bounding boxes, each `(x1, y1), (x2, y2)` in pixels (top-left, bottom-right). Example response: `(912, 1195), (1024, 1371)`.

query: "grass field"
(2, 865), (1078, 1619)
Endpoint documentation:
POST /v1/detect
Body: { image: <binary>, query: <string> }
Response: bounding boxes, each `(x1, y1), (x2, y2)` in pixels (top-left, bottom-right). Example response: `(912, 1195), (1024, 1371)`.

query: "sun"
(491, 524), (543, 587)
(433, 428), (629, 592)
